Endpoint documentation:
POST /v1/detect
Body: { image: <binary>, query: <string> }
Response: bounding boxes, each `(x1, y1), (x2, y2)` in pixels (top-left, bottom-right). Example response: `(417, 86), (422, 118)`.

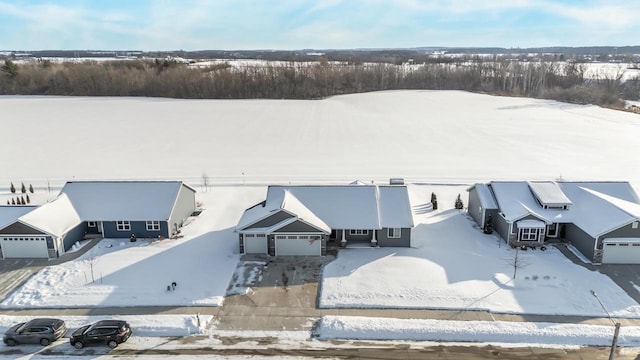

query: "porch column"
(341, 229), (347, 247)
(371, 229), (377, 247)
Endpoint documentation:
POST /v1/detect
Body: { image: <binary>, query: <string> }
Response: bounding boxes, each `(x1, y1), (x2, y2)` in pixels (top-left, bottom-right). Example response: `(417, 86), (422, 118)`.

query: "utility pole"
(591, 290), (620, 360)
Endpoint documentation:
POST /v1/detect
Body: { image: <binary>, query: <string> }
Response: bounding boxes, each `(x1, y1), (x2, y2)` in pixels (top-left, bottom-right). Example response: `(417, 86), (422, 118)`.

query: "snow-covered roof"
(378, 186), (414, 228)
(527, 181), (572, 207)
(490, 181), (640, 238)
(603, 238), (640, 244)
(18, 194), (82, 237)
(60, 181), (191, 221)
(469, 183), (498, 209)
(516, 219), (546, 229)
(0, 206), (38, 229)
(237, 185), (413, 231)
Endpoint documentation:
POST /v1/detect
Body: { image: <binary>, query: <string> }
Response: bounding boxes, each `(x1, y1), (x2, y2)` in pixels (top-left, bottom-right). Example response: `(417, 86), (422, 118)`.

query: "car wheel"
(73, 341), (84, 349)
(5, 338), (16, 346)
(107, 340), (118, 349)
(40, 338), (51, 346)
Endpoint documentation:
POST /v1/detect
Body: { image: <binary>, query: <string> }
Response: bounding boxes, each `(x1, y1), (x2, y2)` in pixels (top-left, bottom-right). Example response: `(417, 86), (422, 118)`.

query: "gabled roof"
(18, 194), (82, 237)
(489, 181), (640, 238)
(60, 181), (193, 221)
(378, 186), (414, 228)
(0, 206), (38, 229)
(468, 183), (498, 209)
(237, 185), (413, 232)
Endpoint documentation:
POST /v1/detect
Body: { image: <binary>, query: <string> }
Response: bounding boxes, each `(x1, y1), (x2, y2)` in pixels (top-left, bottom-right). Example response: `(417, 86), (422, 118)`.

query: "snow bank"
(316, 316), (640, 347)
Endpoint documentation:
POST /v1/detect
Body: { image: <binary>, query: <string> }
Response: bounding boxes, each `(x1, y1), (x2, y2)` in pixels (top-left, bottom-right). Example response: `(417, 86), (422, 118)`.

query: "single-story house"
(0, 181), (196, 259)
(59, 181), (196, 239)
(236, 184), (414, 256)
(468, 181), (640, 264)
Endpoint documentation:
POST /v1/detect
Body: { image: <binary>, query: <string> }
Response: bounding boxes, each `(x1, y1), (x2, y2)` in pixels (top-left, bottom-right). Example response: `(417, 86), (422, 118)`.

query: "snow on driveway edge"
(316, 316), (640, 347)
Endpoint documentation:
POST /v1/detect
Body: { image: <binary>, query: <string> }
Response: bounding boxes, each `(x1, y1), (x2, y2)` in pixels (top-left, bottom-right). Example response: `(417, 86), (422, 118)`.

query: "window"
(388, 228), (401, 238)
(146, 221), (160, 231)
(520, 228), (538, 241)
(88, 221), (97, 227)
(633, 221), (639, 229)
(349, 229), (368, 235)
(116, 221), (131, 231)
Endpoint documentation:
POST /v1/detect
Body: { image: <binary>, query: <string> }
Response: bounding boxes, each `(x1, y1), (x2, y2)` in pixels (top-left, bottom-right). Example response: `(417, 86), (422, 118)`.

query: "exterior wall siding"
(102, 221), (169, 239)
(494, 215), (511, 243)
(245, 211), (294, 229)
(376, 228), (411, 247)
(168, 184), (196, 237)
(565, 223), (596, 261)
(467, 187), (485, 227)
(600, 221), (640, 246)
(273, 220), (325, 233)
(0, 222), (46, 235)
(60, 222), (88, 255)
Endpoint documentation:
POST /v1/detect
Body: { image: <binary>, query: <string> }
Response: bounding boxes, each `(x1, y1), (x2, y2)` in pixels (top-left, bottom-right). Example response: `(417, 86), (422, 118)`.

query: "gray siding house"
(467, 181), (640, 264)
(0, 181), (197, 259)
(236, 184), (414, 256)
(60, 181), (196, 240)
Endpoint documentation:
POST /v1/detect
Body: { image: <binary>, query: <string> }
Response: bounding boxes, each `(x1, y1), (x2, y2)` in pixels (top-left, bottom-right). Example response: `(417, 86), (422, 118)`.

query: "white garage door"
(243, 234), (267, 254)
(1, 236), (49, 258)
(602, 240), (640, 264)
(275, 235), (321, 256)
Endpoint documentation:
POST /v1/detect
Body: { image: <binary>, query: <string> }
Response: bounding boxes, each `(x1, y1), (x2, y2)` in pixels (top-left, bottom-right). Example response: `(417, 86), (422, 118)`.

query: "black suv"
(3, 318), (67, 346)
(70, 320), (132, 349)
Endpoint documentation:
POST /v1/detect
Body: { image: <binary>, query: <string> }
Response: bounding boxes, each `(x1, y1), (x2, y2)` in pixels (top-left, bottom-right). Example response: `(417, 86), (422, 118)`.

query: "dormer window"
(528, 182), (572, 210)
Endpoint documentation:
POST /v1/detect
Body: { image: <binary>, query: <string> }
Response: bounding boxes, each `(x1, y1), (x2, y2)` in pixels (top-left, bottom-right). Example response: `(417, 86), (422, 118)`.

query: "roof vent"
(389, 178), (405, 185)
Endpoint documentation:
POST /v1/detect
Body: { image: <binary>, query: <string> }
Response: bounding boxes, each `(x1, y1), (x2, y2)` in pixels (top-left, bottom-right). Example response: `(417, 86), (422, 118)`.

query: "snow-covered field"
(2, 90), (640, 188)
(2, 91), (640, 348)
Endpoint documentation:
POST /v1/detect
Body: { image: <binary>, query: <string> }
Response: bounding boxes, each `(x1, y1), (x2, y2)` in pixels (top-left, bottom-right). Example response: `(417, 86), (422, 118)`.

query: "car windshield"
(15, 323), (27, 333)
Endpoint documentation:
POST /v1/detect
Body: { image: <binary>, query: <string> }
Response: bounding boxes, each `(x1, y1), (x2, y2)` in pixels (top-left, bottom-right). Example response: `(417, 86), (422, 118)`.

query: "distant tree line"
(0, 58), (637, 108)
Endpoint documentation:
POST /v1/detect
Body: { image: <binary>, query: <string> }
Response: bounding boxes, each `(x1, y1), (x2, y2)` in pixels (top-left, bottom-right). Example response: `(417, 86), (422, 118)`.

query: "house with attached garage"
(0, 195), (84, 259)
(0, 181), (196, 259)
(467, 181), (640, 264)
(235, 184), (414, 256)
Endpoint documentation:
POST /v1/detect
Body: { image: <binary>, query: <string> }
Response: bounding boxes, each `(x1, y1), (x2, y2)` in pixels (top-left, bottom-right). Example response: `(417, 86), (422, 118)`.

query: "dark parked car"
(70, 320), (132, 349)
(3, 318), (67, 346)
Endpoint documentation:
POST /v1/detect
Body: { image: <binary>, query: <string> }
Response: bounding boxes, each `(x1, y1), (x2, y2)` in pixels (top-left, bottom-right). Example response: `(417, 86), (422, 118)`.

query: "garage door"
(275, 235), (321, 256)
(1, 236), (49, 258)
(243, 234), (267, 254)
(602, 240), (640, 264)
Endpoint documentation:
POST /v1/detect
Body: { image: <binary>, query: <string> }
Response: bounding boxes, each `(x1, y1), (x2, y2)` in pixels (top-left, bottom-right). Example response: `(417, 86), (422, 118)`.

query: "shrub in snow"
(29, 184), (34, 193)
(430, 192), (438, 210)
(454, 194), (464, 210)
(20, 196), (25, 205)
(26, 194), (30, 204)
(483, 215), (493, 234)
(10, 182), (15, 193)
(11, 198), (15, 205)
(20, 182), (26, 193)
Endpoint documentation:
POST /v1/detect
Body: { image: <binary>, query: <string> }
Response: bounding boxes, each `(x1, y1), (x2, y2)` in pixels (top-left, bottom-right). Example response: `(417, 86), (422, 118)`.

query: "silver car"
(3, 318), (67, 346)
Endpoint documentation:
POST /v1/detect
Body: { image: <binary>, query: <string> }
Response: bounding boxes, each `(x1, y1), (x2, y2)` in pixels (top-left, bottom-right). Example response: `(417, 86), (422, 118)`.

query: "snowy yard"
(0, 186), (267, 308)
(320, 185), (640, 317)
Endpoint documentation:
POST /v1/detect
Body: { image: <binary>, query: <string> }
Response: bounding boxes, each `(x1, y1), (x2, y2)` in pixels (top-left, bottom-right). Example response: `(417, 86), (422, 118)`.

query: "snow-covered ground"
(2, 90), (640, 189)
(320, 185), (640, 317)
(317, 315), (640, 347)
(0, 187), (266, 308)
(1, 91), (640, 348)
